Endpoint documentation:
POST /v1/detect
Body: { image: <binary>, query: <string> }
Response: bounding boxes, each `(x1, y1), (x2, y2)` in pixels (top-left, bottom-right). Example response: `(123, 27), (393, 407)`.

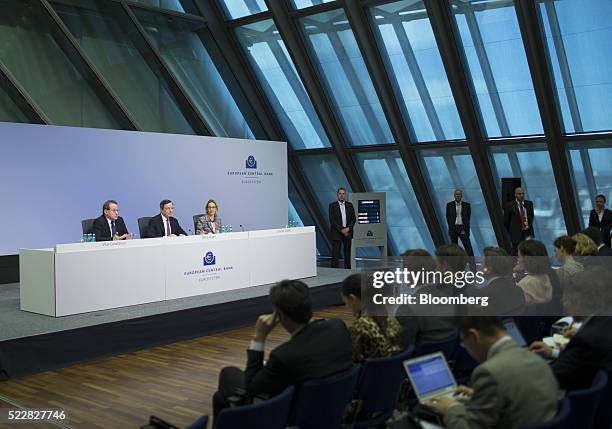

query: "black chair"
(289, 365), (361, 429)
(138, 216), (153, 239)
(567, 370), (608, 429)
(81, 218), (95, 235)
(352, 345), (415, 428)
(186, 386), (295, 429)
(521, 398), (571, 429)
(413, 334), (459, 360)
(193, 213), (204, 233)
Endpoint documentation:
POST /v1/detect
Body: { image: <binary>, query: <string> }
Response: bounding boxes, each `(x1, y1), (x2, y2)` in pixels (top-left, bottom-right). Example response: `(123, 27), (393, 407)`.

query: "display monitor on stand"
(349, 192), (387, 269)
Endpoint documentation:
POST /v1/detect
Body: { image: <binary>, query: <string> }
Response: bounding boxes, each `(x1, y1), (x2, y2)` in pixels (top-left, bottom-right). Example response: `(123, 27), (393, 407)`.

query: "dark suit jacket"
(551, 316), (612, 390)
(588, 209), (612, 245)
(472, 276), (526, 316)
(598, 245), (612, 257)
(146, 214), (186, 238)
(92, 215), (129, 242)
(244, 318), (353, 398)
(446, 201), (471, 236)
(328, 201), (356, 241)
(504, 199), (535, 243)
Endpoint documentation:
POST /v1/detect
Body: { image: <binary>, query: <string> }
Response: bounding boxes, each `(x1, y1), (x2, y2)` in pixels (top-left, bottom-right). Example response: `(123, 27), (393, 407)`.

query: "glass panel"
(369, 0), (465, 142)
(129, 0), (200, 15)
(354, 151), (434, 254)
(491, 144), (566, 252)
(300, 9), (394, 146)
(0, 0), (128, 129)
(236, 19), (331, 149)
(218, 0), (267, 20)
(452, 0), (543, 138)
(538, 0), (612, 134)
(52, 0), (194, 134)
(568, 143), (612, 227)
(288, 178), (328, 256)
(0, 76), (30, 123)
(291, 0), (335, 10)
(298, 154), (351, 229)
(419, 148), (496, 255)
(134, 10), (255, 139)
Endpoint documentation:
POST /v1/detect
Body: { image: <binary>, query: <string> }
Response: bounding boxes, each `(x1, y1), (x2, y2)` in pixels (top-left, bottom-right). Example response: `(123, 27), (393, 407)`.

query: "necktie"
(111, 221), (117, 237)
(165, 219), (170, 236)
(519, 203), (527, 230)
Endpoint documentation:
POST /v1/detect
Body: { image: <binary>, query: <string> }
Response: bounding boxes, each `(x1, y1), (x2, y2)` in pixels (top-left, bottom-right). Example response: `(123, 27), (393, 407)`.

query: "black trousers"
(331, 237), (352, 269)
(449, 225), (474, 256)
(511, 228), (533, 256)
(212, 366), (246, 421)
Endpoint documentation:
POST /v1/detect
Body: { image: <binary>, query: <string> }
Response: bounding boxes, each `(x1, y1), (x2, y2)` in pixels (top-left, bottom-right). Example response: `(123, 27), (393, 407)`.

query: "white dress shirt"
(517, 200), (529, 229)
(339, 201), (347, 228)
(455, 201), (463, 225)
(161, 214), (171, 236)
(596, 209), (604, 223)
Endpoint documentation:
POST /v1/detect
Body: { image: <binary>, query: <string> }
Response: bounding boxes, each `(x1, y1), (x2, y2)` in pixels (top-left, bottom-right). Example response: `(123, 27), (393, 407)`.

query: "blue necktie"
(111, 221), (117, 237)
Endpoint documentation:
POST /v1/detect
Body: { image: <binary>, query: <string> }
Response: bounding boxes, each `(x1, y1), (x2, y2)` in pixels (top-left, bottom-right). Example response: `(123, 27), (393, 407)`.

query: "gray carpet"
(0, 267), (354, 342)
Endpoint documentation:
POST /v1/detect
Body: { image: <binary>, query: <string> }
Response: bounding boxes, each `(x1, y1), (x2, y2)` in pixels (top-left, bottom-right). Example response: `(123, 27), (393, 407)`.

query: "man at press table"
(92, 199), (132, 241)
(147, 199), (187, 238)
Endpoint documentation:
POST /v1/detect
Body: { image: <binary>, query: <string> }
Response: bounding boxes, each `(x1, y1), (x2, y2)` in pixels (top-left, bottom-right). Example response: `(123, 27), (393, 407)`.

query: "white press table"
(19, 226), (316, 317)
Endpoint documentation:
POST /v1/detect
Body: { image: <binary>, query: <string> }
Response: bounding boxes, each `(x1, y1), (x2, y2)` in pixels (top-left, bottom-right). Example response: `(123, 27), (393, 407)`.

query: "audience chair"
(413, 334), (458, 360)
(351, 345), (415, 429)
(521, 398), (571, 429)
(288, 365), (361, 429)
(185, 386), (294, 429)
(138, 217), (152, 239)
(567, 370), (608, 429)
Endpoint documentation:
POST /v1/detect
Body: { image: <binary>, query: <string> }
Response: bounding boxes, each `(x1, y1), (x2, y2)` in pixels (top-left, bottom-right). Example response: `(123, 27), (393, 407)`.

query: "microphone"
(188, 228), (193, 236)
(240, 224), (245, 232)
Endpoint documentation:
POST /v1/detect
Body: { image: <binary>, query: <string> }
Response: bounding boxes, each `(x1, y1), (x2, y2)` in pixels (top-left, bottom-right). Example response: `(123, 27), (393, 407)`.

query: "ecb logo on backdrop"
(203, 251), (216, 266)
(246, 155), (257, 169)
(367, 230), (374, 237)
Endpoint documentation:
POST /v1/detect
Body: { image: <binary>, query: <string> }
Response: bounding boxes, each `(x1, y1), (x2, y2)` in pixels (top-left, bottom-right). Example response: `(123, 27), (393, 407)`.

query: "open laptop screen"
(404, 354), (455, 397)
(503, 318), (527, 347)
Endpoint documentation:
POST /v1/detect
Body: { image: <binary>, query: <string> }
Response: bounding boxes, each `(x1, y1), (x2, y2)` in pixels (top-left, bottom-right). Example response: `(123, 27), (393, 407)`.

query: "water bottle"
(229, 225), (233, 233)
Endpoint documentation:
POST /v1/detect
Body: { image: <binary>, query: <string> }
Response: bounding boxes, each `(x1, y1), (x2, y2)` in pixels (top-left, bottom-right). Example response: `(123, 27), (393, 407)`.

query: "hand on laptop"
(454, 385), (473, 401)
(423, 396), (459, 413)
(529, 341), (553, 359)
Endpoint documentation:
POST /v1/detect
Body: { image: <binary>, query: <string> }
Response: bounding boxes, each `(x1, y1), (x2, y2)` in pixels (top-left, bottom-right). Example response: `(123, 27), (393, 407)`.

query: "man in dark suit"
(446, 189), (474, 256)
(588, 194), (612, 247)
(212, 279), (353, 419)
(92, 200), (131, 242)
(146, 199), (187, 238)
(529, 268), (612, 390)
(503, 187), (535, 255)
(328, 187), (356, 269)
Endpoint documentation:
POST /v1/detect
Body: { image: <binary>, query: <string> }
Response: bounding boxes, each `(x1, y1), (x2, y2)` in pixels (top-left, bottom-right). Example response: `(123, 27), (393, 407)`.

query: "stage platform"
(0, 267), (353, 380)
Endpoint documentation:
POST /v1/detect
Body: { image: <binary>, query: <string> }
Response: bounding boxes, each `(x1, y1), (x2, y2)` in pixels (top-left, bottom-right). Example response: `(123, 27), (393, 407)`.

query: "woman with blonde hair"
(196, 199), (223, 234)
(572, 233), (598, 256)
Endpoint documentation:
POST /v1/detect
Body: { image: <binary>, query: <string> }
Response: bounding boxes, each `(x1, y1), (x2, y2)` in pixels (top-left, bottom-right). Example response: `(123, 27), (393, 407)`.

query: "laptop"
(502, 318), (527, 347)
(403, 352), (458, 404)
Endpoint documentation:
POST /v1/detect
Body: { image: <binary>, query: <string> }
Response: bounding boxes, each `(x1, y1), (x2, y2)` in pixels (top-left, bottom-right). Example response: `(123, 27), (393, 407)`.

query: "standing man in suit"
(588, 194), (612, 247)
(329, 187), (356, 269)
(92, 200), (131, 241)
(446, 189), (474, 256)
(147, 199), (187, 238)
(425, 316), (559, 429)
(504, 187), (535, 255)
